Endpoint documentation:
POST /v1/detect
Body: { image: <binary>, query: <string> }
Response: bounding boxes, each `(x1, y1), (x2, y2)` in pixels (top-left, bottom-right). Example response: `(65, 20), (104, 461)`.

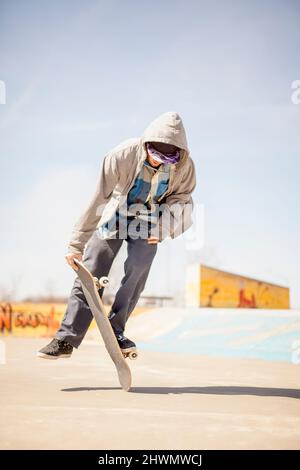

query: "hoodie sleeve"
(159, 158), (196, 240)
(67, 152), (120, 254)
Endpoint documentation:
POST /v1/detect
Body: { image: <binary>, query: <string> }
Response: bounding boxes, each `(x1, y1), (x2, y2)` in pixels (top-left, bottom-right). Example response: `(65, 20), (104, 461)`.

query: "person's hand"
(65, 252), (83, 271)
(147, 236), (160, 245)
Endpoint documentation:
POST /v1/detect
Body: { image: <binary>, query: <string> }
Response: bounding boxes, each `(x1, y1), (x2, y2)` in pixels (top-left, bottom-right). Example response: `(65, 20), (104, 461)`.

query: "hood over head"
(141, 112), (189, 165)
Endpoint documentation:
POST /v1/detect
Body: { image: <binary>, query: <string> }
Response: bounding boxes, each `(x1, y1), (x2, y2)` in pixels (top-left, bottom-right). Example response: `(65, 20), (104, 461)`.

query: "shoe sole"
(120, 347), (137, 353)
(36, 352), (72, 360)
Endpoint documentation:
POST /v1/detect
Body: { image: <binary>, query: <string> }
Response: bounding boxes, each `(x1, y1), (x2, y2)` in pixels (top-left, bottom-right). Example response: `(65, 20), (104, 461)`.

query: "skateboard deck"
(74, 260), (132, 392)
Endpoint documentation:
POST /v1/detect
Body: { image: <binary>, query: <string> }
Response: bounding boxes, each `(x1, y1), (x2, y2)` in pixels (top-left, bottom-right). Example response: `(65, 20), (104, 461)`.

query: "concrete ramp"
(126, 308), (300, 363)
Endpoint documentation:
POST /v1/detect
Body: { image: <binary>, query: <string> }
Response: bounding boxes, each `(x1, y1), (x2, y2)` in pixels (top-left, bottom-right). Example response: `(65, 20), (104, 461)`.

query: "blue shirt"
(98, 160), (172, 239)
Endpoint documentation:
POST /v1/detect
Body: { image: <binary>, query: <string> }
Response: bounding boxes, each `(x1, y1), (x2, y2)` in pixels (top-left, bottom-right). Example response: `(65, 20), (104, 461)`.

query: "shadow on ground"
(61, 386), (300, 399)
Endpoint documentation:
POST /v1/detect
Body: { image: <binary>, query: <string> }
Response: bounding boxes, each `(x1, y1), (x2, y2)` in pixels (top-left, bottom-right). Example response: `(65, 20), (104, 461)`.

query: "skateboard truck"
(94, 276), (109, 290)
(122, 349), (138, 360)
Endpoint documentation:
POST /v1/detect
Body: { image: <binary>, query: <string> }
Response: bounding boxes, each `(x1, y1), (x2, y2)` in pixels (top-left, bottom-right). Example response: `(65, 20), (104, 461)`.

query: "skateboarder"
(38, 111), (196, 359)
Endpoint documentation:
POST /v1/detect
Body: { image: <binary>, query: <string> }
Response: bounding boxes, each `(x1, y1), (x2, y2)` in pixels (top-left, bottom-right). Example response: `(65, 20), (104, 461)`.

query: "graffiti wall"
(0, 302), (149, 336)
(186, 265), (290, 309)
(0, 303), (67, 337)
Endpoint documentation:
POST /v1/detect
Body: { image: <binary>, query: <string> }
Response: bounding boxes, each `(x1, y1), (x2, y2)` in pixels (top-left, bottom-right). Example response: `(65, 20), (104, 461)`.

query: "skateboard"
(73, 259), (135, 392)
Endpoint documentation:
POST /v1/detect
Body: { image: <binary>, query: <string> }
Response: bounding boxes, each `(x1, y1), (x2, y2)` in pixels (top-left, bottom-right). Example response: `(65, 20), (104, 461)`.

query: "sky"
(0, 0), (300, 306)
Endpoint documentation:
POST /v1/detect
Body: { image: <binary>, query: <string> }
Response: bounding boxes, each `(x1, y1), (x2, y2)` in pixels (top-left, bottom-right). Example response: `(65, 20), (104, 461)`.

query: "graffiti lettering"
(207, 288), (219, 307)
(0, 304), (60, 334)
(15, 312), (52, 328)
(238, 289), (257, 308)
(0, 303), (12, 332)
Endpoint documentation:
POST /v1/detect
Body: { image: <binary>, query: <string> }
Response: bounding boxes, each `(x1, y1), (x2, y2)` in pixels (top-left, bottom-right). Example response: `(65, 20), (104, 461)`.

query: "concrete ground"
(1, 337), (300, 450)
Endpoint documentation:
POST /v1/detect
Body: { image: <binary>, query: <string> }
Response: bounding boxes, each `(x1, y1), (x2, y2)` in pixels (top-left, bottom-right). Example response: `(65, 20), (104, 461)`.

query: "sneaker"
(115, 333), (136, 352)
(37, 338), (73, 360)
(108, 312), (137, 354)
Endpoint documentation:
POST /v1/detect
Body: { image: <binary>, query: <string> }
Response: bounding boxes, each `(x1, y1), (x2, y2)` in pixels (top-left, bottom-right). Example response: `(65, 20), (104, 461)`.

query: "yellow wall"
(0, 302), (148, 337)
(186, 265), (290, 309)
(0, 303), (67, 337)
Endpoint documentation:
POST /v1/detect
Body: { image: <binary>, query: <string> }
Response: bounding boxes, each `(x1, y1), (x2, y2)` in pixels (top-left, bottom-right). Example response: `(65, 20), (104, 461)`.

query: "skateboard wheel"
(128, 351), (138, 360)
(99, 276), (109, 288)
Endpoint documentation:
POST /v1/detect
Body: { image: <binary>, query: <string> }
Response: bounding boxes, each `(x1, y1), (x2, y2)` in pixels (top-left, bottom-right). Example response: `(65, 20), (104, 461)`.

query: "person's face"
(146, 142), (180, 167)
(146, 152), (162, 167)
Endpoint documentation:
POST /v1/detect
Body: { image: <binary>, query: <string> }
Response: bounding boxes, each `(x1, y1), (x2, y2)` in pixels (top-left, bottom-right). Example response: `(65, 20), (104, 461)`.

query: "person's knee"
(135, 242), (157, 263)
(125, 256), (153, 277)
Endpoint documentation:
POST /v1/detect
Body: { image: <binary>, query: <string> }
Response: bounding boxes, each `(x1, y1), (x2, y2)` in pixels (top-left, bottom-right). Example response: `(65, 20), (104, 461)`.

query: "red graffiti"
(0, 303), (12, 332)
(15, 312), (52, 328)
(238, 289), (257, 308)
(0, 303), (60, 333)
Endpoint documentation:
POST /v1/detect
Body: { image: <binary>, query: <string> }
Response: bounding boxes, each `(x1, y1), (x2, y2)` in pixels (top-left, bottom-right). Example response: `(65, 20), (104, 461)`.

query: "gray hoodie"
(68, 111), (196, 254)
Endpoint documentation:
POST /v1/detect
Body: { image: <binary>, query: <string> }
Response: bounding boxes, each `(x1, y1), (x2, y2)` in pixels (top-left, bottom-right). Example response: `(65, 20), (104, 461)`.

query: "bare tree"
(0, 272), (23, 302)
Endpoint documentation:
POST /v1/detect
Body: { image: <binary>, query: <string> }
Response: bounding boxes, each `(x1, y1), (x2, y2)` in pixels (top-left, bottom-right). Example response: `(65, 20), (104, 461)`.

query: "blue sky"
(0, 0), (300, 306)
